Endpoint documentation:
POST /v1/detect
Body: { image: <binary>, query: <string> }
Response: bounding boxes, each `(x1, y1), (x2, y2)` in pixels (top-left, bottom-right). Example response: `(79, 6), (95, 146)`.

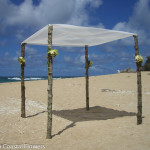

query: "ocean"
(0, 76), (80, 83)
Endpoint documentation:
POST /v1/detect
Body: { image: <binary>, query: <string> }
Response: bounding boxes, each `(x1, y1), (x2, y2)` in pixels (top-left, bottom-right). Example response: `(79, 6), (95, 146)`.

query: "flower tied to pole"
(135, 55), (143, 65)
(47, 48), (58, 58)
(135, 55), (144, 69)
(135, 55), (144, 63)
(47, 48), (58, 65)
(88, 60), (93, 68)
(18, 57), (25, 65)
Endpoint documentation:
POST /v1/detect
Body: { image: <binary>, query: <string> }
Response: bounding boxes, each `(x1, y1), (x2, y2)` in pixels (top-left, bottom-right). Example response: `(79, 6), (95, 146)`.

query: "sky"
(0, 0), (150, 77)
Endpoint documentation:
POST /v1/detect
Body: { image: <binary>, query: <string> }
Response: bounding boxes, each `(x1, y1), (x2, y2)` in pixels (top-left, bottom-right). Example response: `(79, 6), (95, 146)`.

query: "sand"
(0, 72), (150, 150)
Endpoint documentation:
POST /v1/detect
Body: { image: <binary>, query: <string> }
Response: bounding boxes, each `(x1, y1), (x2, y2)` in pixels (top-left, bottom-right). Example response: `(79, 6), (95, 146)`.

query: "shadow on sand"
(26, 106), (136, 137)
(53, 106), (136, 122)
(52, 106), (136, 137)
(26, 110), (47, 118)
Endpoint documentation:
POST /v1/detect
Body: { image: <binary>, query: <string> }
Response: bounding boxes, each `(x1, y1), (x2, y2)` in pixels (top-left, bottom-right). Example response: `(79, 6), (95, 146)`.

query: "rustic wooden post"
(47, 25), (53, 139)
(21, 43), (26, 118)
(85, 45), (89, 110)
(133, 35), (142, 125)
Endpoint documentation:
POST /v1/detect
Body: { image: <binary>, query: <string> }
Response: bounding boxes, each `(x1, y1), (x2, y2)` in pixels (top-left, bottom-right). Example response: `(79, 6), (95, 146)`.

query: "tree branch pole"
(47, 25), (53, 139)
(21, 43), (26, 118)
(85, 45), (89, 110)
(133, 35), (142, 125)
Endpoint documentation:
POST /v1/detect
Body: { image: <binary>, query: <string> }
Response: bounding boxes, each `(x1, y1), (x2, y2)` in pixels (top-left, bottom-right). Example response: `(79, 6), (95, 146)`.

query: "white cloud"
(64, 56), (72, 63)
(5, 52), (9, 56)
(13, 57), (18, 61)
(63, 54), (111, 74)
(67, 0), (103, 26)
(113, 0), (150, 46)
(90, 65), (103, 71)
(15, 46), (37, 57)
(64, 55), (85, 66)
(64, 52), (119, 69)
(89, 53), (116, 64)
(96, 23), (105, 28)
(0, 0), (103, 41)
(15, 29), (26, 41)
(0, 53), (18, 67)
(26, 46), (37, 56)
(130, 0), (150, 30)
(77, 55), (85, 64)
(0, 0), (103, 30)
(90, 0), (103, 8)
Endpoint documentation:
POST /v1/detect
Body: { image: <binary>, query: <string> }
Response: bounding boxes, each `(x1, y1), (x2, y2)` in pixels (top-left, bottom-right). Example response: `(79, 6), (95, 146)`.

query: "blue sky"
(0, 0), (150, 77)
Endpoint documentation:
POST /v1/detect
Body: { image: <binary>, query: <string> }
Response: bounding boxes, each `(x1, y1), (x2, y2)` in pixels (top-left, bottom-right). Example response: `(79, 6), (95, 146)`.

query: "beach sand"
(0, 72), (150, 150)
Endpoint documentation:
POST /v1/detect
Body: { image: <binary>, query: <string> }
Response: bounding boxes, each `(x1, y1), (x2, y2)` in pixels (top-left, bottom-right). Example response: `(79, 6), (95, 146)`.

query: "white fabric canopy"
(22, 24), (136, 47)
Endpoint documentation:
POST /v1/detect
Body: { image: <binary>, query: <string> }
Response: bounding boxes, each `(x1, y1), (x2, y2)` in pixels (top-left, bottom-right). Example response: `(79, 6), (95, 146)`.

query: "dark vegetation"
(143, 56), (150, 71)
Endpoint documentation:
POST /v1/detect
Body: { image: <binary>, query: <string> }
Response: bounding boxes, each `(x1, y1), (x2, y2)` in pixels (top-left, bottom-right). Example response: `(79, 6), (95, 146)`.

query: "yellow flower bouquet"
(47, 49), (58, 58)
(18, 57), (25, 65)
(88, 60), (93, 68)
(135, 55), (143, 63)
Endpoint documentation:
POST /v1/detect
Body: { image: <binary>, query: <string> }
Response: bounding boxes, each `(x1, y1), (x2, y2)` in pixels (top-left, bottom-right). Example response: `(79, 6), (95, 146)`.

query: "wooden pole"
(47, 25), (53, 139)
(133, 35), (142, 125)
(21, 43), (26, 118)
(85, 45), (89, 110)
